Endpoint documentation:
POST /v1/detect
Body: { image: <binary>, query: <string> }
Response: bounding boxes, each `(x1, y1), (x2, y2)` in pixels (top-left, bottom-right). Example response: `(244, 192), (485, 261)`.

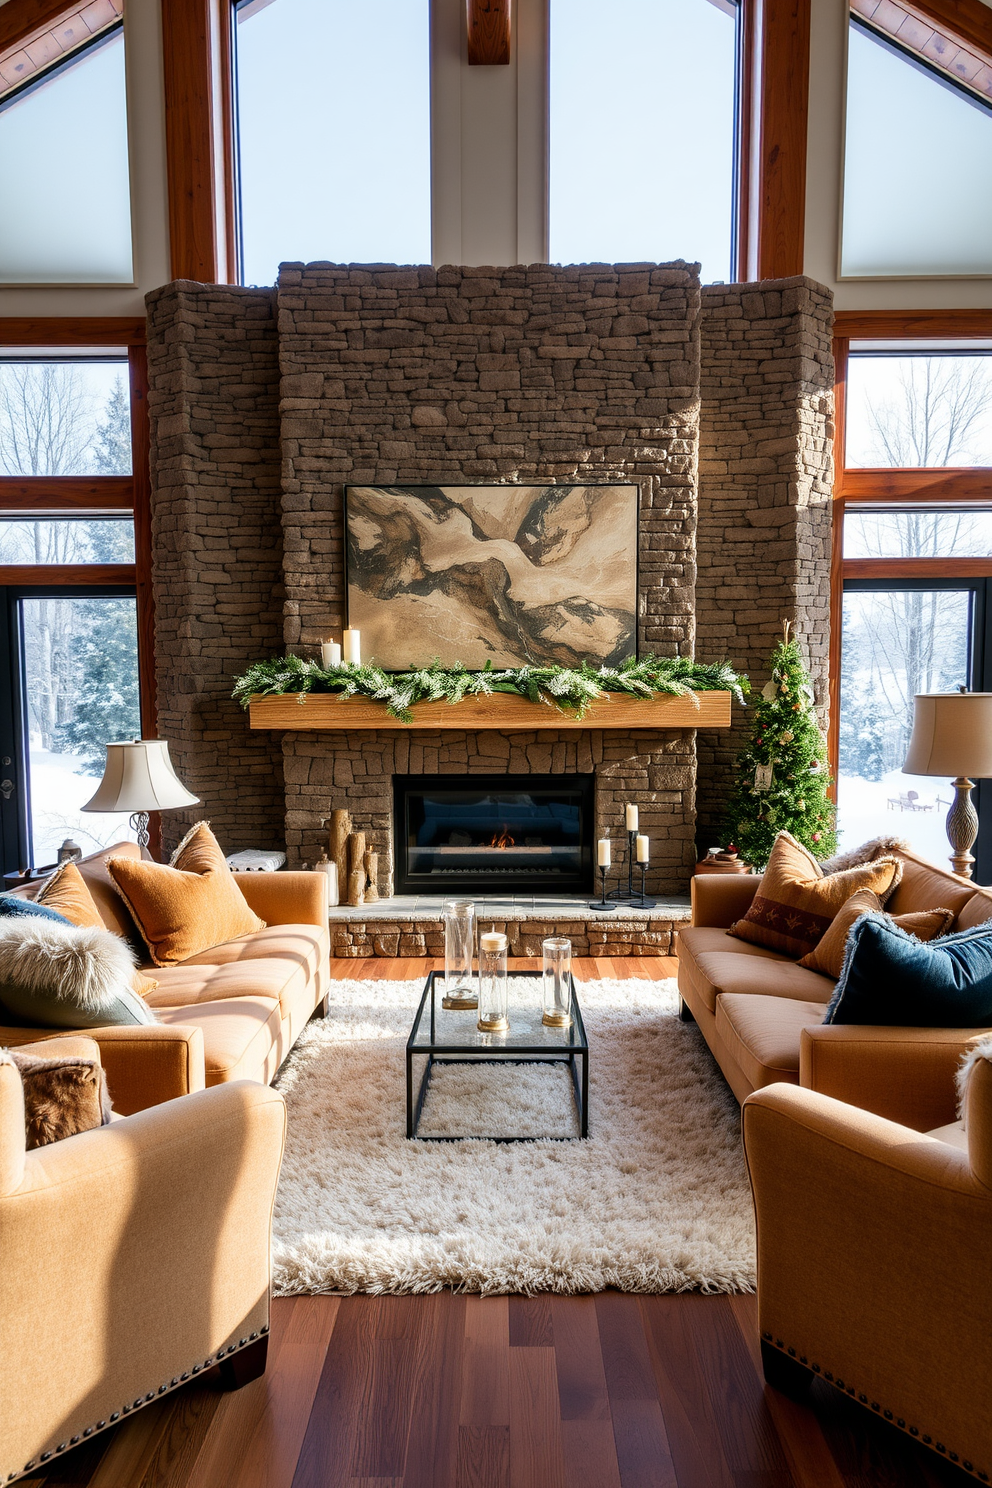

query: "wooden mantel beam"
(466, 0), (511, 64)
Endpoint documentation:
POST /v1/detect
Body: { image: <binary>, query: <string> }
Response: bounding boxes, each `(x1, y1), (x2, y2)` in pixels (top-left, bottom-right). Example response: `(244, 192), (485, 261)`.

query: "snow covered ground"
(836, 769), (953, 865)
(27, 746), (134, 868)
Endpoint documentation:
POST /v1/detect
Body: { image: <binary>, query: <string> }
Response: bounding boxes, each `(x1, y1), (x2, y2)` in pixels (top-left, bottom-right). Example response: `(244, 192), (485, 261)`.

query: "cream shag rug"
(272, 977), (756, 1297)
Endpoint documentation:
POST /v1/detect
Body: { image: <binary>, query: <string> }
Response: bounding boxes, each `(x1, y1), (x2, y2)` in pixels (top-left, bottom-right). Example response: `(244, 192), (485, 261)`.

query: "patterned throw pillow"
(728, 831), (903, 959)
(106, 822), (266, 967)
(797, 888), (955, 979)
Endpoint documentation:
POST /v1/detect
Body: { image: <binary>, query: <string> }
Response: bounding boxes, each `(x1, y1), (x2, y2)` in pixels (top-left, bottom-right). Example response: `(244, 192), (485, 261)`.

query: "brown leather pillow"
(37, 863), (158, 997)
(3, 1043), (112, 1149)
(798, 888), (955, 979)
(106, 822), (266, 967)
(729, 831), (903, 959)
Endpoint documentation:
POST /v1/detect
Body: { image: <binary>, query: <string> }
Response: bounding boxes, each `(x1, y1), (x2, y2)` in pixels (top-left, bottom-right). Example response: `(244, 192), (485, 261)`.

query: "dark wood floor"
(28, 959), (970, 1488)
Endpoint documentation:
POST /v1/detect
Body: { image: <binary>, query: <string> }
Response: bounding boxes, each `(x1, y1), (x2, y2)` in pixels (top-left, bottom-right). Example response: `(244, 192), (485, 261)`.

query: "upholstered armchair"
(742, 1049), (992, 1481)
(0, 1042), (286, 1484)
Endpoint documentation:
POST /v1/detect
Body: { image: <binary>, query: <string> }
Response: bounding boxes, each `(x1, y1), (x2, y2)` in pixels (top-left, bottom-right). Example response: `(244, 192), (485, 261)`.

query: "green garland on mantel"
(233, 654), (749, 725)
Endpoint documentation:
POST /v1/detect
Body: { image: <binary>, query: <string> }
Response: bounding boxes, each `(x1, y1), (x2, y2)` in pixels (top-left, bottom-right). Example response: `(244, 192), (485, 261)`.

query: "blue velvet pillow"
(825, 912), (992, 1027)
(0, 893), (70, 925)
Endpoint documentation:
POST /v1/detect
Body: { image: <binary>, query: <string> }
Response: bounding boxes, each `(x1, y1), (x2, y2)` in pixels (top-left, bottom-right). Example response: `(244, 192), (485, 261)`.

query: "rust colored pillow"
(37, 863), (158, 997)
(3, 1043), (112, 1149)
(728, 831), (903, 959)
(106, 822), (266, 967)
(798, 888), (955, 979)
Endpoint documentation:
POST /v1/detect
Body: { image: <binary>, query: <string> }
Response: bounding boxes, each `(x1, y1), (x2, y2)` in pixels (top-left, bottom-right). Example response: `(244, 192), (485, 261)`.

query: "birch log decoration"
(364, 848), (379, 903)
(346, 830), (367, 907)
(327, 809), (351, 891)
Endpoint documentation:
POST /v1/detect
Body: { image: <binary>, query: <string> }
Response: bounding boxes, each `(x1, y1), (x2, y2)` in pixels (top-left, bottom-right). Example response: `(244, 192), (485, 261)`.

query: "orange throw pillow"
(728, 831), (903, 959)
(106, 822), (266, 967)
(797, 888), (955, 979)
(37, 862), (159, 997)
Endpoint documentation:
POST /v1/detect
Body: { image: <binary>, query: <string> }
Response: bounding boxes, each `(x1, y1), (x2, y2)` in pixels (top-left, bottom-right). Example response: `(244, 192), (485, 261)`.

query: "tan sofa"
(742, 1046), (992, 1480)
(3, 843), (330, 1114)
(0, 1035), (286, 1484)
(678, 846), (992, 1129)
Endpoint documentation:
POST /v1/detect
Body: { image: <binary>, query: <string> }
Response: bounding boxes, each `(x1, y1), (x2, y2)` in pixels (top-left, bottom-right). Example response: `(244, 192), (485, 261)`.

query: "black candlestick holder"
(607, 829), (640, 903)
(635, 861), (657, 909)
(588, 862), (617, 911)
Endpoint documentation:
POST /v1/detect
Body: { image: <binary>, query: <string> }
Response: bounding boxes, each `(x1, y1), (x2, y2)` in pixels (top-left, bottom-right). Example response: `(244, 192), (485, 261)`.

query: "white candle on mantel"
(636, 834), (650, 863)
(625, 803), (639, 832)
(321, 640), (342, 668)
(480, 929), (507, 953)
(597, 839), (612, 867)
(342, 629), (361, 665)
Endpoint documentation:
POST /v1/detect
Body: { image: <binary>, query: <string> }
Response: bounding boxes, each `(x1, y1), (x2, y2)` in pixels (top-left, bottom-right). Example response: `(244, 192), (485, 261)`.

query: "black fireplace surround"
(393, 774), (595, 895)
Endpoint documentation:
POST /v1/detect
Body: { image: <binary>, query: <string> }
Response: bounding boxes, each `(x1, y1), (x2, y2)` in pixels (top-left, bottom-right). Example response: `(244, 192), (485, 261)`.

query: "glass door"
(0, 586), (141, 875)
(838, 578), (992, 875)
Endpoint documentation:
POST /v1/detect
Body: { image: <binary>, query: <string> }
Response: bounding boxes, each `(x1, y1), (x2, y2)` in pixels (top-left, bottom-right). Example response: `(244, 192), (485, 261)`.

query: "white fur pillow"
(957, 1034), (992, 1122)
(0, 919), (156, 1029)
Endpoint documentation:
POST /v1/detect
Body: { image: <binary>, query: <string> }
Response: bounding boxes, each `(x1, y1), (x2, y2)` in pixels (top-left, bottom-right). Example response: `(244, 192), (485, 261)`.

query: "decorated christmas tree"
(723, 622), (837, 869)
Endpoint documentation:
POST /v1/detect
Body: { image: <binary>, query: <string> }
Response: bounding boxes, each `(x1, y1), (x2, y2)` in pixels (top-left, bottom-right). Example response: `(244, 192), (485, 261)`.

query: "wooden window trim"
(0, 318), (158, 852)
(737, 0), (811, 281)
(829, 314), (992, 798)
(161, 0), (235, 282)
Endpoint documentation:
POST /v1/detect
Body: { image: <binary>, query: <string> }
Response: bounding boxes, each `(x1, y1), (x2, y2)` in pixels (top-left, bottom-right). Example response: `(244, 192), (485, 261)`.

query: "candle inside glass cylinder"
(636, 835), (649, 863)
(342, 629), (361, 665)
(478, 929), (509, 1033)
(625, 803), (639, 832)
(597, 839), (611, 867)
(321, 640), (342, 668)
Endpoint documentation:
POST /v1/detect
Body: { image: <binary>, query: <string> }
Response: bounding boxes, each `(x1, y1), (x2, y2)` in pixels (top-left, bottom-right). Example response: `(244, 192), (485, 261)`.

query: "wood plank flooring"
(28, 959), (970, 1488)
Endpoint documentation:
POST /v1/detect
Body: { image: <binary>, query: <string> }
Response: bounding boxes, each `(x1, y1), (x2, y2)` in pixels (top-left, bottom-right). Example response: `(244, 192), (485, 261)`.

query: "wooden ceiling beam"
(466, 0), (511, 65)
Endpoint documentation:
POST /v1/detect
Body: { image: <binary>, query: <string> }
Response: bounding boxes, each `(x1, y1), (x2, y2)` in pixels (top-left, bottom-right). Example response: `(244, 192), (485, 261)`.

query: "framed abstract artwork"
(344, 484), (638, 669)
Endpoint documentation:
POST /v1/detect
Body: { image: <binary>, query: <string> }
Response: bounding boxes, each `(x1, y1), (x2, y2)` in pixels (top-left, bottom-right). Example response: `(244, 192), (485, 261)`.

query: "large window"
(233, 0), (431, 285)
(841, 16), (992, 277)
(549, 0), (739, 281)
(833, 328), (992, 878)
(0, 334), (148, 876)
(0, 28), (132, 285)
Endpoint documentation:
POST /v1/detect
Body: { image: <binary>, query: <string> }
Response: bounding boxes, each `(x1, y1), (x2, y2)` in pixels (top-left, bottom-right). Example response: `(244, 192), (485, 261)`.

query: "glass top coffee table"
(406, 969), (589, 1140)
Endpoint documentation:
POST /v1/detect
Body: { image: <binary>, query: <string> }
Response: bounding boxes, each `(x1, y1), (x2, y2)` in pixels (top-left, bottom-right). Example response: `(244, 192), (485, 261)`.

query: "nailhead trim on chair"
(761, 1334), (986, 1480)
(4, 1322), (269, 1483)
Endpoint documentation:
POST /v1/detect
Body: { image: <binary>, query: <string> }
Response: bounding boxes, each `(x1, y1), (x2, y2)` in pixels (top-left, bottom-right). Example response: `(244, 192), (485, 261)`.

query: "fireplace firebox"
(393, 774), (595, 895)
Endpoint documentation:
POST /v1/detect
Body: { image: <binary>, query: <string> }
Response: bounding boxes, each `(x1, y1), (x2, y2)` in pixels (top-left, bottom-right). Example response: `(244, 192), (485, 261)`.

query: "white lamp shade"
(81, 740), (200, 813)
(902, 693), (992, 779)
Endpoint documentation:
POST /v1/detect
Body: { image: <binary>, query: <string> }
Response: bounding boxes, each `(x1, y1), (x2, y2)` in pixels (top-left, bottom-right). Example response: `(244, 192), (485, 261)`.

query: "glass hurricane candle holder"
(478, 929), (509, 1033)
(442, 897), (478, 1009)
(542, 936), (572, 1028)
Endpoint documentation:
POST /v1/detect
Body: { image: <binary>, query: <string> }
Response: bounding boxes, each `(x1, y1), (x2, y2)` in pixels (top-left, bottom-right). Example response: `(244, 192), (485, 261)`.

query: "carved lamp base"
(947, 777), (979, 879)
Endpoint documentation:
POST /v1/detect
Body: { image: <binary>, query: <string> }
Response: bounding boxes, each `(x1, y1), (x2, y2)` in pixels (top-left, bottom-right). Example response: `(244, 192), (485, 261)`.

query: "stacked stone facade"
(145, 283), (285, 856)
(695, 277), (834, 848)
(144, 265), (833, 899)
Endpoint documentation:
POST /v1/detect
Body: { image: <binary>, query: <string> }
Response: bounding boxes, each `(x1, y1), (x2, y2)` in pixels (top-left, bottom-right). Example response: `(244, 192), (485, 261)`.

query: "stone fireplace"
(145, 262), (834, 927)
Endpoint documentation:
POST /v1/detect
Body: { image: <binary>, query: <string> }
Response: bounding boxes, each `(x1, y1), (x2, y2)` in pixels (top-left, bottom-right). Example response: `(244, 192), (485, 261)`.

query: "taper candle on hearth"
(625, 803), (638, 832)
(636, 835), (649, 863)
(598, 839), (611, 867)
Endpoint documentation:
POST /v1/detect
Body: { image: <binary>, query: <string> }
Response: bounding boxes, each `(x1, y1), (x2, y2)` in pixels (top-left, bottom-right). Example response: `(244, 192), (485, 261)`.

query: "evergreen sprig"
(233, 653), (748, 724)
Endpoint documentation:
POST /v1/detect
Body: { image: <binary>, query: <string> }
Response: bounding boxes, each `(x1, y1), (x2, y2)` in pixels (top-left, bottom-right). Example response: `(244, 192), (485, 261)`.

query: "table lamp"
(902, 691), (992, 879)
(81, 739), (199, 859)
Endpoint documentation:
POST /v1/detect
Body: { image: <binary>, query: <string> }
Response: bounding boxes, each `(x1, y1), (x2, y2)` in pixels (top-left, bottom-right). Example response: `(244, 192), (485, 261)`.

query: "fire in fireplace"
(393, 774), (595, 894)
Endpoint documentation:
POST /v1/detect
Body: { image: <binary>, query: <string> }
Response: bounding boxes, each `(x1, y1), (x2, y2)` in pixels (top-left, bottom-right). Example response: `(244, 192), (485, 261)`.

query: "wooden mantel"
(248, 691), (733, 732)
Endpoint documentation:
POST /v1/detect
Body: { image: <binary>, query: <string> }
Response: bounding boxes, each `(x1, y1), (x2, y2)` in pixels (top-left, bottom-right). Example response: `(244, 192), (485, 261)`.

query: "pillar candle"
(343, 628), (361, 665)
(597, 839), (611, 867)
(636, 834), (649, 863)
(321, 640), (342, 668)
(625, 803), (639, 832)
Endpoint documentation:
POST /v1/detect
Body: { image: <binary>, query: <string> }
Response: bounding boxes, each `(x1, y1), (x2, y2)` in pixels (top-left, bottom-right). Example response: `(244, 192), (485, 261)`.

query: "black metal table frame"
(405, 969), (589, 1141)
